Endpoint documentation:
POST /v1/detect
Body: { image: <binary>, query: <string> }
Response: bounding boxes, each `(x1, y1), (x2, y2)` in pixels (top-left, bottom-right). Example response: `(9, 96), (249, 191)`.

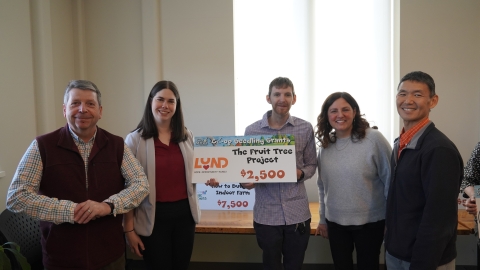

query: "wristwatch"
(105, 202), (114, 215)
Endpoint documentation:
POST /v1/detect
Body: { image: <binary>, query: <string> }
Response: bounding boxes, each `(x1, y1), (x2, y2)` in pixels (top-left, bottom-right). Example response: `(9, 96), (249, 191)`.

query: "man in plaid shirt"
(241, 77), (317, 270)
(7, 80), (149, 270)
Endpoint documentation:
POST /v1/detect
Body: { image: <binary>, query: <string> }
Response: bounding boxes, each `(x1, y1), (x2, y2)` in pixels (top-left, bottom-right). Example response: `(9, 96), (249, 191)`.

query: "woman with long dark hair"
(123, 80), (217, 269)
(315, 92), (391, 270)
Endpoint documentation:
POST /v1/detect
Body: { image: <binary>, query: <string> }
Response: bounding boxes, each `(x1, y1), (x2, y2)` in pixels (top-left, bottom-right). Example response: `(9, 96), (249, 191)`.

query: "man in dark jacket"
(7, 80), (149, 270)
(385, 71), (463, 270)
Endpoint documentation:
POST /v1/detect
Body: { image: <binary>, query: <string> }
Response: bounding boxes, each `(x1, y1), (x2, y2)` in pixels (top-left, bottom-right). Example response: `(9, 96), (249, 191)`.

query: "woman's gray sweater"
(317, 128), (392, 225)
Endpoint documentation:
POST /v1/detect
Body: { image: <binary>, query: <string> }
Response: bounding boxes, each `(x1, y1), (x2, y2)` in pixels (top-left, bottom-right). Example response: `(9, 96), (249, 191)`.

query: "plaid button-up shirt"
(245, 111), (317, 225)
(6, 126), (148, 224)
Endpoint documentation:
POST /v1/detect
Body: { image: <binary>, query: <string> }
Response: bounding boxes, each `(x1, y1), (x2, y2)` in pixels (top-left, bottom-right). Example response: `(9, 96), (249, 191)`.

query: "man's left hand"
(74, 200), (111, 224)
(296, 169), (303, 180)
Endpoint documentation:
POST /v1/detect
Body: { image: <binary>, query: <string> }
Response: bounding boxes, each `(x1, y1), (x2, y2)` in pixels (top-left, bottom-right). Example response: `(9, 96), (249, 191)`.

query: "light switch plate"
(0, 171), (5, 178)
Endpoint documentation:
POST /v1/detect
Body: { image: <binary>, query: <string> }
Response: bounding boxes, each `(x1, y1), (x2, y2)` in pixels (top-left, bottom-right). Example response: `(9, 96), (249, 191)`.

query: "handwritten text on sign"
(192, 135), (297, 183)
(197, 183), (254, 210)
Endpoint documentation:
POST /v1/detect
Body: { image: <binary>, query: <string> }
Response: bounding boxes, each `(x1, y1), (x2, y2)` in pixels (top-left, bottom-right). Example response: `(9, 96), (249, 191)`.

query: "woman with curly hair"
(315, 92), (391, 270)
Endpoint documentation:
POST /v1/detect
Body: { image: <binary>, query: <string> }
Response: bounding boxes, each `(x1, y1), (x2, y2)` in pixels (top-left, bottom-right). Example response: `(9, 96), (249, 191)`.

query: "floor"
(126, 260), (477, 270)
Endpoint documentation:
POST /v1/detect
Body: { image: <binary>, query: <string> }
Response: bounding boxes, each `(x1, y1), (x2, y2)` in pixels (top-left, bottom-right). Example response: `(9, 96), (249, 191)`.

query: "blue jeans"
(386, 251), (455, 270)
(385, 251), (411, 270)
(254, 219), (311, 270)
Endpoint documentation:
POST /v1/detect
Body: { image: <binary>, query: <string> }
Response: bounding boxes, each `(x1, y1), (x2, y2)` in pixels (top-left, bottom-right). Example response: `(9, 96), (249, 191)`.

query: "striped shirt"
(6, 126), (149, 224)
(245, 110), (317, 225)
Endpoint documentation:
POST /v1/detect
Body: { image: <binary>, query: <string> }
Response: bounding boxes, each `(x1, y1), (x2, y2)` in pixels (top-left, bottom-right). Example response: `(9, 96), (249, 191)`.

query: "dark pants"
(254, 219), (311, 270)
(44, 254), (125, 270)
(140, 199), (195, 270)
(326, 219), (385, 270)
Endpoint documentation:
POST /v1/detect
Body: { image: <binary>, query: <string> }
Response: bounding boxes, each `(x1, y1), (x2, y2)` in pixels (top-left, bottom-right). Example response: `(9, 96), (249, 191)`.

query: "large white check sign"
(192, 135), (297, 183)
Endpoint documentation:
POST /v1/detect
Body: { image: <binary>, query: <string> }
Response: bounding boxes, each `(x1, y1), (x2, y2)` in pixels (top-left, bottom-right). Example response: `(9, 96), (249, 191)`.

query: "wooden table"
(196, 202), (476, 235)
(458, 208), (476, 235)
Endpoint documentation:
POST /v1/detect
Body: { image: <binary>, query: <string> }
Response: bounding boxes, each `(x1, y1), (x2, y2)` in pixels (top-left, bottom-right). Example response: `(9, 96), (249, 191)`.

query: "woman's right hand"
(315, 223), (328, 239)
(463, 197), (477, 215)
(205, 178), (220, 187)
(125, 230), (145, 257)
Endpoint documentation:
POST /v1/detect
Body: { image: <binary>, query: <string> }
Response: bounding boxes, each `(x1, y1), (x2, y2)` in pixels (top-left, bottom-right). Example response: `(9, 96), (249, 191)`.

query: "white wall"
(0, 0), (478, 265)
(160, 0), (235, 136)
(399, 0), (480, 158)
(0, 0), (38, 211)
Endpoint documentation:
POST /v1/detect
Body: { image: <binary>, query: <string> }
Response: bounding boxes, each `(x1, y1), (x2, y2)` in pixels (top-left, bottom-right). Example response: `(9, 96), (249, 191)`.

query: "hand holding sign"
(205, 178), (219, 187)
(241, 183), (255, 190)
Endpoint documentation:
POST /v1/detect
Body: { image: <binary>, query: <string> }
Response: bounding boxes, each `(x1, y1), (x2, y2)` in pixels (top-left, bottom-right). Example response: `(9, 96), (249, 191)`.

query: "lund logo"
(194, 157), (228, 170)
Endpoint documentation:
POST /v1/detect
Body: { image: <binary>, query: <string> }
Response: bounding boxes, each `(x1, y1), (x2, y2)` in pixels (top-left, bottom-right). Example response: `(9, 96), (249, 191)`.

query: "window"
(234, 0), (396, 143)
